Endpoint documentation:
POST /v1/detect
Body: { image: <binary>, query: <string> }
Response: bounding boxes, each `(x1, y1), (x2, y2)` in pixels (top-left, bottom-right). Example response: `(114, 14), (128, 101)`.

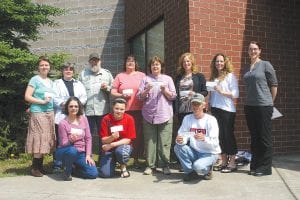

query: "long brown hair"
(209, 53), (233, 81)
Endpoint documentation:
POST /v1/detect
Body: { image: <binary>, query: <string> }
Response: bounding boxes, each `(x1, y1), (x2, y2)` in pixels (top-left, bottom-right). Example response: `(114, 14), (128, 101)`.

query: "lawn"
(0, 154), (53, 178)
(0, 154), (139, 178)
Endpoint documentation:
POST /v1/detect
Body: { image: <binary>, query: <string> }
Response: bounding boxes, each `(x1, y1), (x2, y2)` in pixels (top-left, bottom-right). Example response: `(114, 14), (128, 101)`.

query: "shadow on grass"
(1, 157), (53, 177)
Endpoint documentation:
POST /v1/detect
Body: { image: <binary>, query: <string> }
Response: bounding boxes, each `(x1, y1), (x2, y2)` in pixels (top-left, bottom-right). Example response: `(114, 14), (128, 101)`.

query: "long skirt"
(25, 111), (56, 154)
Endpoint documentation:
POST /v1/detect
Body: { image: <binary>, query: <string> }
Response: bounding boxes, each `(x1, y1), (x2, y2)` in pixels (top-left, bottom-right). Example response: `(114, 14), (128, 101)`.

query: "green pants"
(143, 118), (173, 168)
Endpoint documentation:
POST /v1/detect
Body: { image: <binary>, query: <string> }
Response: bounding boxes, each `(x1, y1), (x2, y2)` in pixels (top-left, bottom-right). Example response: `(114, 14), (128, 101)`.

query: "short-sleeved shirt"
(79, 68), (113, 116)
(100, 113), (136, 144)
(112, 71), (145, 111)
(243, 60), (278, 106)
(28, 75), (55, 112)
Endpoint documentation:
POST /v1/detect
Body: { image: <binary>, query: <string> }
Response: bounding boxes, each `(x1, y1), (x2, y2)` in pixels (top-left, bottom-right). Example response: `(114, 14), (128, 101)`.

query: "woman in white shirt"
(209, 53), (239, 173)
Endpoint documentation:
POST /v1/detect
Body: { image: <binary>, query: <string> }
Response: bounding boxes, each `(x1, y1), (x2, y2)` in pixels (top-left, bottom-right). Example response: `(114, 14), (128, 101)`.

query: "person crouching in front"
(55, 96), (98, 181)
(174, 93), (221, 181)
(99, 98), (136, 178)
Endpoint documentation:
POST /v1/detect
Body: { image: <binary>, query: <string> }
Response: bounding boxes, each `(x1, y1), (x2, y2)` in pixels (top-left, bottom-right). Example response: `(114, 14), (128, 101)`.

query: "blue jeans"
(55, 146), (98, 179)
(99, 144), (132, 178)
(174, 144), (218, 175)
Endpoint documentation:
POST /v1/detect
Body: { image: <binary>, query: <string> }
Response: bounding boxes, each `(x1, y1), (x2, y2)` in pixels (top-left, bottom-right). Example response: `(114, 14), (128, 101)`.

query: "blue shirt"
(28, 75), (55, 112)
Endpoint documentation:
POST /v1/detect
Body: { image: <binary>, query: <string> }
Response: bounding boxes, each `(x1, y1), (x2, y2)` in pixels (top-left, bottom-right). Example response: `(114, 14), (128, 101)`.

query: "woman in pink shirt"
(55, 96), (98, 181)
(111, 55), (145, 167)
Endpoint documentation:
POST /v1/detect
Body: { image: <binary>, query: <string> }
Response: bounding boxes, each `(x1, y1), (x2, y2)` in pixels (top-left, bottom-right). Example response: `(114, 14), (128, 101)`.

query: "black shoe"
(183, 171), (199, 182)
(248, 170), (256, 175)
(64, 174), (72, 181)
(253, 171), (272, 177)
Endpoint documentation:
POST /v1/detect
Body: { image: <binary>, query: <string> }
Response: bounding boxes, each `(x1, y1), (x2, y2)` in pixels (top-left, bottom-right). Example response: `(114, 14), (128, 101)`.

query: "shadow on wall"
(100, 0), (125, 77)
(91, 0), (125, 154)
(239, 0), (300, 154)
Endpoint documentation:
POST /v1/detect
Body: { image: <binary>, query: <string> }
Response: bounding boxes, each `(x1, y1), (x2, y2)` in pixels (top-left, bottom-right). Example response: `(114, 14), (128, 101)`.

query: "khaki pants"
(143, 118), (173, 168)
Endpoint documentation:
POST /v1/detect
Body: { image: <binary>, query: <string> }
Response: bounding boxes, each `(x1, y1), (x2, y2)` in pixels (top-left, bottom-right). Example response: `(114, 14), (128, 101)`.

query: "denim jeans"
(174, 144), (218, 175)
(55, 146), (98, 179)
(99, 144), (132, 178)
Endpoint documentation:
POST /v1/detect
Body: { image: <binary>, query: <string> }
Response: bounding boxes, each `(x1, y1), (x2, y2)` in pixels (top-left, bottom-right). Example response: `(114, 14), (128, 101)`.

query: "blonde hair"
(176, 52), (199, 75)
(209, 53), (233, 81)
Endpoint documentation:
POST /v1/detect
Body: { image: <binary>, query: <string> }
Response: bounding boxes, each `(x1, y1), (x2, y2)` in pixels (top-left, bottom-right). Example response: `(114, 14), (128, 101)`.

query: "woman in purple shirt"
(137, 56), (176, 175)
(55, 96), (98, 181)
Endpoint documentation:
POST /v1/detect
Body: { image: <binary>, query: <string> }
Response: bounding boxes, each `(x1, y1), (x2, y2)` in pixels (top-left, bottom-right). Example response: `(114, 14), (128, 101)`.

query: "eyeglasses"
(68, 105), (78, 108)
(249, 48), (259, 51)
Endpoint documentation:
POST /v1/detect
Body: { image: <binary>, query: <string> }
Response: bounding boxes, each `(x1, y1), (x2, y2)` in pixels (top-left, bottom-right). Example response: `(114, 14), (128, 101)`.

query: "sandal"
(221, 166), (237, 173)
(120, 168), (130, 178)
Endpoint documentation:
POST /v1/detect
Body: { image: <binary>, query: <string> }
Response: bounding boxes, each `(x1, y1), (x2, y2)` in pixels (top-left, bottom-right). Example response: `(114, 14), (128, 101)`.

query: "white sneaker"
(163, 166), (171, 175)
(143, 167), (153, 175)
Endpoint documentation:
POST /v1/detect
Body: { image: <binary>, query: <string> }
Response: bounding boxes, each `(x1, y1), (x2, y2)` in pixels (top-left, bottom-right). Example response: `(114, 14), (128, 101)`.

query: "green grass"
(0, 154), (53, 178)
(0, 154), (140, 178)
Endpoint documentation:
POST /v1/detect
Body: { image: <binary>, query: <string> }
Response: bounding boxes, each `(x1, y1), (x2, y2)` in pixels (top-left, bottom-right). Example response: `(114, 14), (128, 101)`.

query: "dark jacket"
(174, 72), (208, 113)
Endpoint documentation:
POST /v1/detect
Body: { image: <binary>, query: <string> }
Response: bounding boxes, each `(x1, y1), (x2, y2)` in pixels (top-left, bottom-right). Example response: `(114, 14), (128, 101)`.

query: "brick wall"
(125, 0), (190, 76)
(126, 0), (300, 154)
(30, 0), (125, 75)
(190, 0), (300, 154)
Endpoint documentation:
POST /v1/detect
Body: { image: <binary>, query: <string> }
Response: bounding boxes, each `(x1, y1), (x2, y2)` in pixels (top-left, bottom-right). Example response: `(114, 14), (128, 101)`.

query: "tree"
(0, 0), (65, 159)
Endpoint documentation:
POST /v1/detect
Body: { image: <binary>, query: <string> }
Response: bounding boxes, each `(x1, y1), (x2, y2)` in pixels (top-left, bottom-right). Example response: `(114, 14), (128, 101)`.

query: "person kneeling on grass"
(55, 97), (98, 181)
(174, 93), (221, 181)
(99, 98), (136, 178)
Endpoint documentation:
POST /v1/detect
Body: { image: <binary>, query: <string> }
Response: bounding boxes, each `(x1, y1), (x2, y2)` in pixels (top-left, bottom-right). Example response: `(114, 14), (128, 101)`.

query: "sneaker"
(183, 171), (199, 181)
(64, 174), (72, 181)
(143, 167), (153, 175)
(31, 169), (43, 177)
(163, 166), (171, 175)
(203, 170), (213, 180)
(52, 167), (64, 174)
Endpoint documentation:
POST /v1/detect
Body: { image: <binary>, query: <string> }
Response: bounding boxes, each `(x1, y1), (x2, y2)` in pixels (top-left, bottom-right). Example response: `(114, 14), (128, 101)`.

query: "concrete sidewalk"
(0, 154), (299, 200)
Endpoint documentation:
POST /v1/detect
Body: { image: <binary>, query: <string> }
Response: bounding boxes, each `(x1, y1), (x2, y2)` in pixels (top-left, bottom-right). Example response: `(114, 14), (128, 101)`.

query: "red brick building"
(125, 0), (300, 154)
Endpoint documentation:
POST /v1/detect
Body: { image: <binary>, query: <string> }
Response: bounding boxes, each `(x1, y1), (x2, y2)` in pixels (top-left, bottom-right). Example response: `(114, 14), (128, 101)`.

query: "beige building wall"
(30, 0), (125, 75)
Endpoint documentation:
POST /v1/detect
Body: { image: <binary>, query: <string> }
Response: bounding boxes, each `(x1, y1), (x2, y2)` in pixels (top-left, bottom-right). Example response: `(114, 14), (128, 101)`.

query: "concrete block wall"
(30, 0), (125, 75)
(29, 0), (125, 153)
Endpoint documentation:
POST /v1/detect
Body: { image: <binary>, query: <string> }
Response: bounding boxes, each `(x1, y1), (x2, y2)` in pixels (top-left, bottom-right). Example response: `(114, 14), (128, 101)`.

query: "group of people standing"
(24, 40), (278, 182)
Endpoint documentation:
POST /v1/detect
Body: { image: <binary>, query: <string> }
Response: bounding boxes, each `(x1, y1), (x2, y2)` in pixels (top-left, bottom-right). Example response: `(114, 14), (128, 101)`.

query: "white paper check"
(110, 125), (124, 132)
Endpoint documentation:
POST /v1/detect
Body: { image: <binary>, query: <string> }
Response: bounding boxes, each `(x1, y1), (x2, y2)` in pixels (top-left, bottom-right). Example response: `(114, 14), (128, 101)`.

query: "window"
(130, 20), (164, 72)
